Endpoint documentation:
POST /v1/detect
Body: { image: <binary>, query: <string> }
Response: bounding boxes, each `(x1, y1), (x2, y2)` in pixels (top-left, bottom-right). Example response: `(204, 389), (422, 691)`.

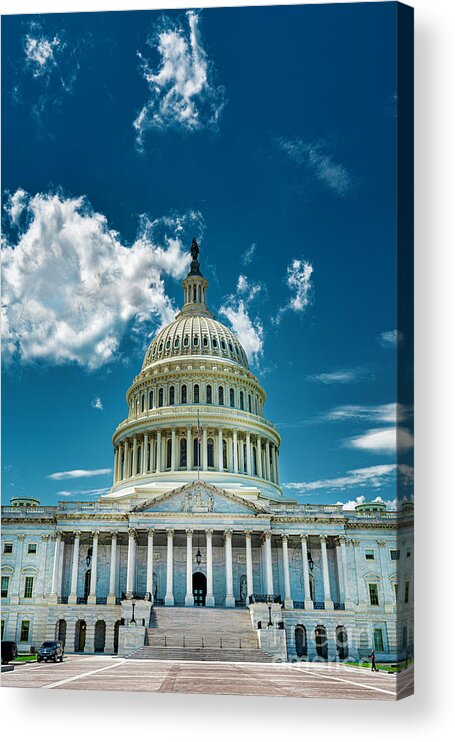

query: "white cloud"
(47, 468), (112, 480)
(277, 137), (353, 196)
(57, 487), (111, 497)
(91, 397), (103, 411)
(25, 32), (62, 77)
(321, 402), (410, 424)
(241, 243), (257, 266)
(378, 329), (404, 348)
(274, 258), (314, 324)
(219, 274), (264, 365)
(308, 367), (366, 384)
(345, 427), (414, 454)
(134, 10), (225, 145)
(2, 189), (201, 369)
(284, 464), (398, 495)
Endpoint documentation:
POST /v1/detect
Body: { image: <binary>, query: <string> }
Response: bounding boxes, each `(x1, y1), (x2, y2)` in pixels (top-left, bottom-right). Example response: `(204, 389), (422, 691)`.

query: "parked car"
(37, 640), (64, 663)
(1, 641), (18, 665)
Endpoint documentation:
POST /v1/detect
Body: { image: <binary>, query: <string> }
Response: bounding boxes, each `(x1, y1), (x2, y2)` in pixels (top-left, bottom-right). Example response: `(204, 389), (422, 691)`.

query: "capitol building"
(1, 243), (413, 664)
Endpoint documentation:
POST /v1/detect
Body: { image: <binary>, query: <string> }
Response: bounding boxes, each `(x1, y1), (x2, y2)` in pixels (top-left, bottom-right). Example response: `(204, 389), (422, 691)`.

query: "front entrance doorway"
(192, 572), (207, 606)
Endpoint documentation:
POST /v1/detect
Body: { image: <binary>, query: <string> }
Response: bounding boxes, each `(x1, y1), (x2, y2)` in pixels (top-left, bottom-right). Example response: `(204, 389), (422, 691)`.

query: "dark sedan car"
(37, 640), (64, 663)
(1, 641), (18, 664)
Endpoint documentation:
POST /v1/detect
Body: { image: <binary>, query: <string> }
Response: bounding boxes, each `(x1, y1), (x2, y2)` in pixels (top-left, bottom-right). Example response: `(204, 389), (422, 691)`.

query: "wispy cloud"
(307, 367), (367, 384)
(91, 397), (103, 410)
(320, 402), (410, 424)
(48, 468), (112, 480)
(274, 258), (314, 324)
(276, 137), (353, 196)
(134, 10), (225, 146)
(345, 427), (414, 454)
(284, 463), (413, 495)
(2, 189), (202, 369)
(57, 487), (111, 497)
(377, 329), (404, 349)
(219, 274), (264, 365)
(241, 243), (257, 266)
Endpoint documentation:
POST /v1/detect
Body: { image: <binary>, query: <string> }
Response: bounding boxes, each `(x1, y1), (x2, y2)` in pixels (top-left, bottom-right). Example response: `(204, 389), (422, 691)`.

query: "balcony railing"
(313, 601), (325, 610)
(121, 592), (151, 601)
(249, 594), (282, 605)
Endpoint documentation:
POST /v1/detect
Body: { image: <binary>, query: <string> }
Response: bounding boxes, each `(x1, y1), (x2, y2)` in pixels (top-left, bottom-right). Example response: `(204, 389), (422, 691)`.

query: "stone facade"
(1, 248), (413, 663)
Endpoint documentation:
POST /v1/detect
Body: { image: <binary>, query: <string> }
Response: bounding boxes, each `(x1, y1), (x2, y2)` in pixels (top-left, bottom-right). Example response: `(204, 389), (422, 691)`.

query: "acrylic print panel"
(1, 2), (414, 700)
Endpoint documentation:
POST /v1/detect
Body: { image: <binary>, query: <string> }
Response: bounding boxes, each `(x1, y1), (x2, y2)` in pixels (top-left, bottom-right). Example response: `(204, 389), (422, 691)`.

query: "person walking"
(369, 648), (379, 672)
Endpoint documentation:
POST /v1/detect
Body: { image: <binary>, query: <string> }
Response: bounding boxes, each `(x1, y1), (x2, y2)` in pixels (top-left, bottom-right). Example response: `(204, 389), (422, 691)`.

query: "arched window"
(248, 394), (252, 413)
(94, 620), (106, 653)
(181, 385), (187, 404)
(295, 625), (308, 658)
(239, 391), (244, 410)
(166, 438), (172, 469)
(193, 335), (199, 347)
(158, 388), (164, 407)
(174, 337), (180, 349)
(180, 438), (187, 468)
(218, 386), (224, 405)
(206, 385), (212, 404)
(315, 625), (328, 660)
(183, 335), (189, 348)
(230, 388), (235, 407)
(137, 445), (142, 474)
(203, 336), (208, 347)
(223, 439), (228, 470)
(141, 394), (145, 412)
(149, 390), (154, 409)
(194, 384), (200, 403)
(193, 286), (197, 301)
(169, 386), (175, 405)
(207, 438), (214, 468)
(193, 438), (200, 469)
(336, 625), (349, 660)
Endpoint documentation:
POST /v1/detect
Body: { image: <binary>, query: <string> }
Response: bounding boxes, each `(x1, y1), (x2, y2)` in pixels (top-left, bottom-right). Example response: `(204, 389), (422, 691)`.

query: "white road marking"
(292, 666), (396, 696)
(42, 659), (125, 689)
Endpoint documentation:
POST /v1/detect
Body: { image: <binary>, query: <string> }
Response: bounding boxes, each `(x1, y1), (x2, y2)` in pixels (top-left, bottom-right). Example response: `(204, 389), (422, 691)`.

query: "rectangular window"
(20, 620), (30, 642)
(3, 543), (13, 554)
(368, 583), (379, 606)
(364, 549), (375, 560)
(27, 543), (37, 554)
(1, 576), (9, 598)
(373, 628), (384, 652)
(390, 549), (400, 560)
(393, 582), (398, 601)
(407, 548), (411, 558)
(24, 576), (34, 599)
(405, 580), (410, 603)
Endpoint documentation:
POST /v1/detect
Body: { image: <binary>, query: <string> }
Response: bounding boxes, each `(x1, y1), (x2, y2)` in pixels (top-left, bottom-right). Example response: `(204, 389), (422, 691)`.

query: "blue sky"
(1, 3), (413, 507)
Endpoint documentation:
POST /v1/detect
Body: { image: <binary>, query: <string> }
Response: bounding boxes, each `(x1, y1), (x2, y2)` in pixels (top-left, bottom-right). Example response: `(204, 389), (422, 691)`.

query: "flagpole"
(197, 410), (200, 481)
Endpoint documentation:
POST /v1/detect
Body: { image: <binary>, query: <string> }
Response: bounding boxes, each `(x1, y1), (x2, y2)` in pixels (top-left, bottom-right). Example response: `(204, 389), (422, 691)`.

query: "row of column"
(48, 529), (349, 609)
(113, 429), (280, 485)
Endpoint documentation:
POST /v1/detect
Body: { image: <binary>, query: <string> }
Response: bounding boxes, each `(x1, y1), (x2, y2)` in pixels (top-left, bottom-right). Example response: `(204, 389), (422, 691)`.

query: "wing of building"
(1, 244), (413, 663)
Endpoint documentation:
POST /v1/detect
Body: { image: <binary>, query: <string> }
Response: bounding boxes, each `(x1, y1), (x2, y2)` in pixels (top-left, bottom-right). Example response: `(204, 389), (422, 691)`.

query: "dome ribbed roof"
(142, 240), (249, 371)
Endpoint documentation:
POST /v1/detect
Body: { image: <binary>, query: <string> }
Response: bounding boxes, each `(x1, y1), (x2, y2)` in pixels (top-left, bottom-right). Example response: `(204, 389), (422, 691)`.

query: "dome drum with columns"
(107, 243), (281, 503)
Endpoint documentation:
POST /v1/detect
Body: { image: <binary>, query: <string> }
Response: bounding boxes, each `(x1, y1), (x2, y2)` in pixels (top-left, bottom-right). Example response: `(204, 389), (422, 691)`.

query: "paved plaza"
(1, 656), (413, 701)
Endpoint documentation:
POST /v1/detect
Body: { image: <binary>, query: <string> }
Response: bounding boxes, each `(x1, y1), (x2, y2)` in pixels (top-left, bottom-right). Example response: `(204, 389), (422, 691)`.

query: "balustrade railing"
(313, 601), (325, 610)
(249, 594), (282, 605)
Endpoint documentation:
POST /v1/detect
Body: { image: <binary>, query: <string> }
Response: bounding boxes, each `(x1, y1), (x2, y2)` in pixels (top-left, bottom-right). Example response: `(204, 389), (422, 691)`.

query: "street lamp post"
(130, 599), (137, 625)
(267, 602), (273, 627)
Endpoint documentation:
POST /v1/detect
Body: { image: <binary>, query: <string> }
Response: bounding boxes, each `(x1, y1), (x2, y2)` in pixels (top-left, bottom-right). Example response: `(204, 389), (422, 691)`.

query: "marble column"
(264, 531), (274, 595)
(87, 531), (99, 604)
(185, 530), (195, 606)
(39, 534), (50, 597)
(336, 539), (345, 607)
(257, 437), (263, 478)
(245, 531), (253, 604)
(224, 530), (235, 607)
(300, 535), (314, 609)
(282, 534), (293, 608)
(274, 447), (280, 485)
(145, 529), (154, 602)
(205, 529), (215, 607)
(270, 445), (276, 483)
(107, 532), (117, 604)
(218, 428), (224, 471)
(246, 432), (252, 475)
(320, 535), (334, 609)
(377, 539), (395, 612)
(68, 531), (81, 604)
(10, 534), (25, 604)
(126, 529), (136, 597)
(202, 428), (208, 470)
(156, 431), (162, 473)
(265, 441), (271, 481)
(170, 428), (176, 471)
(132, 436), (138, 475)
(49, 532), (62, 601)
(124, 439), (130, 478)
(150, 435), (155, 473)
(113, 448), (118, 484)
(187, 427), (192, 470)
(142, 433), (149, 474)
(239, 438), (245, 473)
(233, 430), (239, 473)
(165, 529), (174, 606)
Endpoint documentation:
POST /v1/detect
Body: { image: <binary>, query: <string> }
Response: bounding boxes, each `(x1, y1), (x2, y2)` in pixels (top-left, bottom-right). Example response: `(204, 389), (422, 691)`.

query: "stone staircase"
(127, 607), (274, 663)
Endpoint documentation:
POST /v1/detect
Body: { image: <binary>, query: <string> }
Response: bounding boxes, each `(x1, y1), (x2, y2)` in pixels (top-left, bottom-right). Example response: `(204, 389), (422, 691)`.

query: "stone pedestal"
(257, 627), (287, 661)
(107, 594), (117, 605)
(117, 626), (146, 656)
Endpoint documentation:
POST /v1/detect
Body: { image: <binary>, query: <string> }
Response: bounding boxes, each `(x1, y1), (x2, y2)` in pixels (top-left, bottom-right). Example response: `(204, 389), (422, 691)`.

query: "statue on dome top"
(190, 238), (199, 261)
